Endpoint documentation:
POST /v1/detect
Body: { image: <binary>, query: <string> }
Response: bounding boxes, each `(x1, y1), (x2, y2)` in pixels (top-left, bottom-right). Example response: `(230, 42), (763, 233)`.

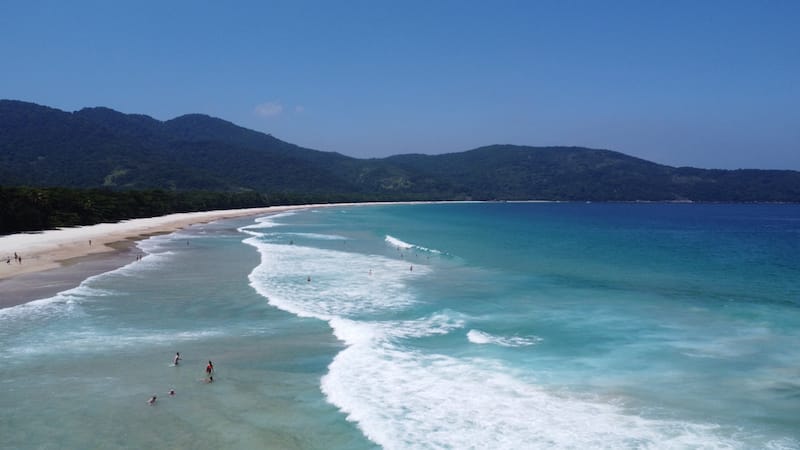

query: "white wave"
(0, 278), (120, 324)
(105, 250), (177, 280)
(1, 231), (184, 320)
(244, 227), (748, 449)
(281, 232), (347, 241)
(321, 338), (743, 450)
(248, 231), (348, 243)
(135, 232), (178, 254)
(467, 329), (542, 347)
(330, 312), (465, 347)
(385, 235), (442, 254)
(3, 329), (225, 359)
(245, 237), (425, 320)
(0, 235), (181, 323)
(385, 235), (414, 249)
(0, 293), (81, 323)
(380, 312), (466, 341)
(238, 211), (296, 232)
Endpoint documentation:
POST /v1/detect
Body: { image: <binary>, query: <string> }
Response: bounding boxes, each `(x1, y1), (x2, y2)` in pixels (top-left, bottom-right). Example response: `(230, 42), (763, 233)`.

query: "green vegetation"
(1, 99), (799, 234)
(0, 187), (261, 234)
(0, 187), (388, 234)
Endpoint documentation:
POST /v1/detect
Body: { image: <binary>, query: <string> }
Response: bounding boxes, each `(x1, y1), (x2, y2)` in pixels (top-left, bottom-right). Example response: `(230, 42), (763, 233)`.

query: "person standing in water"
(205, 360), (214, 379)
(174, 352), (181, 366)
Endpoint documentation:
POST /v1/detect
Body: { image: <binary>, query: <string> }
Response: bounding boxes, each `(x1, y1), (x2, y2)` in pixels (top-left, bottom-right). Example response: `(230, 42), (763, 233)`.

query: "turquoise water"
(2, 203), (799, 449)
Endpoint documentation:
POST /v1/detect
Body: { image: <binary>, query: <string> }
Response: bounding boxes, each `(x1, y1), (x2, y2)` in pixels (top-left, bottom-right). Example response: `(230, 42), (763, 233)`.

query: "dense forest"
(1, 99), (799, 233)
(0, 187), (384, 234)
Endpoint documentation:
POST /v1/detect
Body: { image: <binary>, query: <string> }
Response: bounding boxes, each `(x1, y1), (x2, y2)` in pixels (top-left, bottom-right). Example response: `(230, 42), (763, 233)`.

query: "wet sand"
(0, 202), (425, 308)
(0, 240), (140, 308)
(0, 206), (303, 308)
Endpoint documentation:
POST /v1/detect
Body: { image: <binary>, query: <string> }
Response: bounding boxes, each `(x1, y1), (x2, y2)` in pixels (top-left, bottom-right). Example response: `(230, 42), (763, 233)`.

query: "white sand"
(0, 203), (389, 280)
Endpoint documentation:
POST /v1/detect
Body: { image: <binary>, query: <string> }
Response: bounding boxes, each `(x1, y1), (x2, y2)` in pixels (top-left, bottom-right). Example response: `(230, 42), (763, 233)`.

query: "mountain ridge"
(1, 99), (799, 202)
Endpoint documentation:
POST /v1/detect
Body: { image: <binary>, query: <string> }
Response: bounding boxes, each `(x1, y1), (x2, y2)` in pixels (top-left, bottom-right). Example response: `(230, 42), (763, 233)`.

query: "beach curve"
(0, 202), (410, 308)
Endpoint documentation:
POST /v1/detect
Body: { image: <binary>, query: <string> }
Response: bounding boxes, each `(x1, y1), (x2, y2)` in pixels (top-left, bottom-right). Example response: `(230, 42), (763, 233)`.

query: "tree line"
(0, 186), (389, 235)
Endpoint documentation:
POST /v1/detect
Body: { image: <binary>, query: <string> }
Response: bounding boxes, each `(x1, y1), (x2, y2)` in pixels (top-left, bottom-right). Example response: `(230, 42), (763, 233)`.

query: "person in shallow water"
(174, 352), (181, 365)
(205, 361), (214, 378)
(148, 395), (157, 405)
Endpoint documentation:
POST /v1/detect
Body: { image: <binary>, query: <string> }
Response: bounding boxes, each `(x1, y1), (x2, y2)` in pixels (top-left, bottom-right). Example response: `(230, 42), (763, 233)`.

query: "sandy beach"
(0, 203), (387, 308)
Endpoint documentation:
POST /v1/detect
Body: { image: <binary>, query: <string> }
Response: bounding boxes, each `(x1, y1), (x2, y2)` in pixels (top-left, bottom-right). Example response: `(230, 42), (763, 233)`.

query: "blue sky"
(2, 1), (798, 169)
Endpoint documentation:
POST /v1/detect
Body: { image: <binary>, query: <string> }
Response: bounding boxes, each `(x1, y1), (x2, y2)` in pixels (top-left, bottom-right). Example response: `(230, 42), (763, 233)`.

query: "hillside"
(2, 100), (799, 202)
(0, 101), (355, 194)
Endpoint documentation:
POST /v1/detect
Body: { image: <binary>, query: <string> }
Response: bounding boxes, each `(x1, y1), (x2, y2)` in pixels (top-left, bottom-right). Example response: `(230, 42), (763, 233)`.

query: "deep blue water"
(2, 203), (799, 449)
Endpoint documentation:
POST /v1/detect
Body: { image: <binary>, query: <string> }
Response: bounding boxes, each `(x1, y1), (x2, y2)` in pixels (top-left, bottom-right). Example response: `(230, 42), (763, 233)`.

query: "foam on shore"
(0, 202), (430, 308)
(0, 202), (430, 283)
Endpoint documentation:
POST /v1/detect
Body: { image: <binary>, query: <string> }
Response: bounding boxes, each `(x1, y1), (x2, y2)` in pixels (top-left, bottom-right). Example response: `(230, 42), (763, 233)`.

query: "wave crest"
(467, 329), (542, 347)
(385, 235), (442, 254)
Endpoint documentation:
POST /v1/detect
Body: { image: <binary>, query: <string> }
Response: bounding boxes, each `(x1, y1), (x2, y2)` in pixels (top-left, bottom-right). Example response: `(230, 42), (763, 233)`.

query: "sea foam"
(467, 329), (542, 347)
(321, 327), (740, 450)
(385, 235), (443, 254)
(243, 211), (753, 449)
(246, 237), (423, 320)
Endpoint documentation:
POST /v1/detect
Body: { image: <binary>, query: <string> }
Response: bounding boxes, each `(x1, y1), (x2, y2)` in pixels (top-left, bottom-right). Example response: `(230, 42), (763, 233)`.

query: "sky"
(1, 0), (798, 170)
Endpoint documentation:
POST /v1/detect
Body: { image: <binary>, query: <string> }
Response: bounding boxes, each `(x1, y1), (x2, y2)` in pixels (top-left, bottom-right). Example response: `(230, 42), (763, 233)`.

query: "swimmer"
(168, 389), (176, 396)
(148, 395), (157, 405)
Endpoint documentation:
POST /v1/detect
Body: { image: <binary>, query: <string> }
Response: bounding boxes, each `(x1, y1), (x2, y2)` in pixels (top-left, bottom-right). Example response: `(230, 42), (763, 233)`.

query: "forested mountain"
(2, 99), (799, 202)
(0, 101), (355, 194)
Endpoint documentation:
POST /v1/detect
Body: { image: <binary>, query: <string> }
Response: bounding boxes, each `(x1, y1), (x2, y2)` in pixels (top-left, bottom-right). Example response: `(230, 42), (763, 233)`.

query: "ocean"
(1, 202), (799, 449)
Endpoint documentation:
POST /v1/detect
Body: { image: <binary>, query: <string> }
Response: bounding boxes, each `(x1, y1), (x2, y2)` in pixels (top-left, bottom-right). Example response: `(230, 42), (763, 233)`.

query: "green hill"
(2, 99), (799, 202)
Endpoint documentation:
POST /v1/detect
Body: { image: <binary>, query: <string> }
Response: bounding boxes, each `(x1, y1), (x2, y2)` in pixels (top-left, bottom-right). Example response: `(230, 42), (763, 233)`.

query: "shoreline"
(0, 202), (413, 309)
(0, 240), (140, 308)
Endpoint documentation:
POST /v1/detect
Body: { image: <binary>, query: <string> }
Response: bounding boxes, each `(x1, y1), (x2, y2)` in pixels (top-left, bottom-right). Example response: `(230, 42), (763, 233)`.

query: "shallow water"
(2, 203), (799, 449)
